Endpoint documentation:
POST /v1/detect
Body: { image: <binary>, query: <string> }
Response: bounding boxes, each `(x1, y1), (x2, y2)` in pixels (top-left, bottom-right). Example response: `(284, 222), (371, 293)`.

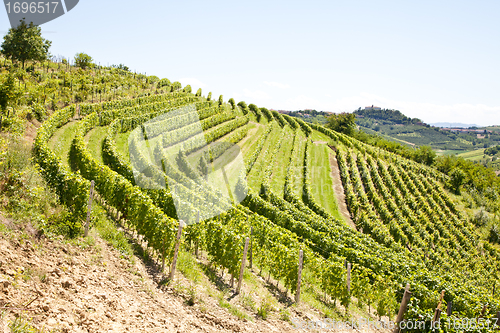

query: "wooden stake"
(393, 284), (411, 333)
(195, 210), (200, 258)
(432, 290), (445, 326)
(161, 235), (166, 272)
(446, 300), (452, 316)
(346, 262), (351, 294)
(169, 220), (184, 281)
(84, 181), (95, 237)
(295, 250), (304, 304)
(236, 237), (250, 293)
(480, 304), (487, 318)
(249, 224), (253, 269)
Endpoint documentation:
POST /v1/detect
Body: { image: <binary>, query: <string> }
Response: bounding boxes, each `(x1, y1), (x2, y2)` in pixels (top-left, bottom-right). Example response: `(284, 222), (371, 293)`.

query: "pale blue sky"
(2, 0), (499, 125)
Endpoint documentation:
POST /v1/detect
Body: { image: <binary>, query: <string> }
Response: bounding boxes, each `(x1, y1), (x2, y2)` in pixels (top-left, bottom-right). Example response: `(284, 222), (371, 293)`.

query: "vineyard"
(33, 81), (500, 330)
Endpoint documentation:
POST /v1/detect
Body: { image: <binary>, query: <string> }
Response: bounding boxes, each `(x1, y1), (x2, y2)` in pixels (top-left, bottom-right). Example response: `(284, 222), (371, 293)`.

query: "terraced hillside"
(35, 85), (500, 327)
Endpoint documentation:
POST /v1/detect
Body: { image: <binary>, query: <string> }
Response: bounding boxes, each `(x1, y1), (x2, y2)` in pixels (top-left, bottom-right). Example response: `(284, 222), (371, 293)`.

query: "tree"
(1, 20), (51, 69)
(218, 95), (223, 106)
(448, 167), (466, 194)
(195, 88), (202, 97)
(74, 53), (93, 69)
(326, 112), (356, 135)
(414, 145), (436, 166)
(228, 98), (235, 109)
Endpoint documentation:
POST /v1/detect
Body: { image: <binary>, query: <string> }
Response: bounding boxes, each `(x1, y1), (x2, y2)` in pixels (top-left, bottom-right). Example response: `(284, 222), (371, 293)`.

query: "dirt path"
(329, 153), (356, 229)
(238, 122), (263, 150)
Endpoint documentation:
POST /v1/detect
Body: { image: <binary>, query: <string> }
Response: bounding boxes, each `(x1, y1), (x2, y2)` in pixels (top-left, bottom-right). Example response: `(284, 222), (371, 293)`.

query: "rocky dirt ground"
(0, 219), (390, 333)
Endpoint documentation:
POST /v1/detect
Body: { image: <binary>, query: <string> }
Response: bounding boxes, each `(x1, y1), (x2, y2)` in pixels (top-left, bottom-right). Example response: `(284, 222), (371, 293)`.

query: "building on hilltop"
(365, 105), (381, 111)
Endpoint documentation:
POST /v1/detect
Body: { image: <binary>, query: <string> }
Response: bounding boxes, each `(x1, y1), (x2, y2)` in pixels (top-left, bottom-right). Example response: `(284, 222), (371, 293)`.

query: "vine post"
(432, 290), (445, 328)
(195, 210), (200, 258)
(161, 234), (166, 272)
(84, 180), (95, 237)
(249, 224), (253, 269)
(480, 305), (487, 318)
(295, 249), (304, 304)
(393, 283), (411, 333)
(169, 220), (184, 281)
(236, 237), (250, 294)
(346, 262), (351, 294)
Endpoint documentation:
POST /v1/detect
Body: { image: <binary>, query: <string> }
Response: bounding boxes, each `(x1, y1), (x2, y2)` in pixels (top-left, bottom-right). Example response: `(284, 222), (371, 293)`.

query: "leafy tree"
(218, 95), (223, 106)
(448, 167), (466, 194)
(326, 112), (356, 135)
(1, 20), (51, 69)
(183, 85), (192, 93)
(414, 145), (436, 166)
(195, 88), (202, 97)
(228, 98), (235, 109)
(207, 92), (212, 101)
(74, 53), (93, 69)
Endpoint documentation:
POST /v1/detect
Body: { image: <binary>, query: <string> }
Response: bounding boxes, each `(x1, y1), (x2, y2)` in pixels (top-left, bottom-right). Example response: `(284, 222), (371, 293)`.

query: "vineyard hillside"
(1, 57), (499, 331)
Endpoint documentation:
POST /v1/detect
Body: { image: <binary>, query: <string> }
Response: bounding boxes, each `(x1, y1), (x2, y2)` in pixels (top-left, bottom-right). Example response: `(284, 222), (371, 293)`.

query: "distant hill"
(430, 122), (479, 128)
(284, 108), (500, 157)
(354, 108), (500, 153)
(354, 108), (425, 126)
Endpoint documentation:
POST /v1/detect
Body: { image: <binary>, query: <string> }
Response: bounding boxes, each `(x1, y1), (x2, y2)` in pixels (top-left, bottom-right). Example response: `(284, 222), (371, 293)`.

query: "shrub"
(257, 297), (273, 319)
(48, 210), (84, 239)
(473, 207), (489, 227)
(74, 52), (93, 69)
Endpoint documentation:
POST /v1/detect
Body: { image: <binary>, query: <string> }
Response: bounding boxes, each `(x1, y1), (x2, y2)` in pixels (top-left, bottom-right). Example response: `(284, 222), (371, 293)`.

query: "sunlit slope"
(40, 87), (500, 321)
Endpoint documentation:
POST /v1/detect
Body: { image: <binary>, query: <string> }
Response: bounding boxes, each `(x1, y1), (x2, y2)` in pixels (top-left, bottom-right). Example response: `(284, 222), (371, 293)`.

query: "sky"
(1, 0), (500, 126)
